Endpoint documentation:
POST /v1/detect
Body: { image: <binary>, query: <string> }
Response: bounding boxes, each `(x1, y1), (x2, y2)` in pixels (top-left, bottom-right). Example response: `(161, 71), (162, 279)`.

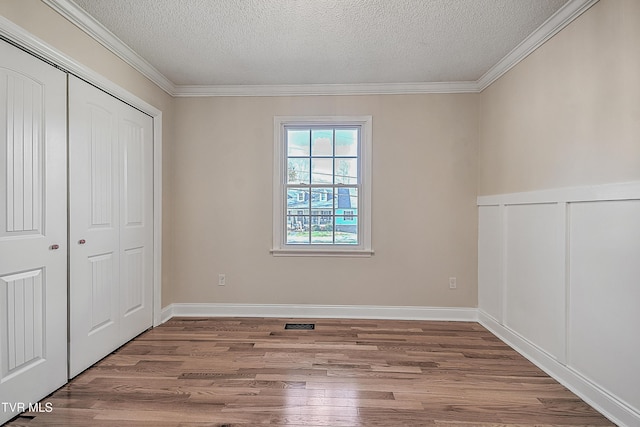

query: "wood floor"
(6, 318), (614, 426)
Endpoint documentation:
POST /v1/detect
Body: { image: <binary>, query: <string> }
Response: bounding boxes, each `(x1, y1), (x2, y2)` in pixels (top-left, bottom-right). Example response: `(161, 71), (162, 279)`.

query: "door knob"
(78, 239), (86, 245)
(50, 244), (60, 250)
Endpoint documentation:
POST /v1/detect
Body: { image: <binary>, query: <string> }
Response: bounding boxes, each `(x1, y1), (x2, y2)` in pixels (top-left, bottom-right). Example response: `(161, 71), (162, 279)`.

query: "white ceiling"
(48, 0), (596, 95)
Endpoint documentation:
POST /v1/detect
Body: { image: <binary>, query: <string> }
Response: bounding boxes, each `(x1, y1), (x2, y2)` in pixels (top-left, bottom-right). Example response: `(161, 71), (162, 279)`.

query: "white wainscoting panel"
(478, 205), (502, 322)
(504, 203), (566, 361)
(569, 200), (640, 413)
(477, 182), (640, 427)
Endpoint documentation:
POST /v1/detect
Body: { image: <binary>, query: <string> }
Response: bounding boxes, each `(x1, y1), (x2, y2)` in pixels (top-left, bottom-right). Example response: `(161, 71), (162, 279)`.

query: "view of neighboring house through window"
(286, 126), (359, 244)
(273, 116), (372, 255)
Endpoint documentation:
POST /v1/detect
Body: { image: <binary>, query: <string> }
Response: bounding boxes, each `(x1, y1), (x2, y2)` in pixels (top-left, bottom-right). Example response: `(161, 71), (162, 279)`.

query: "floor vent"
(284, 323), (315, 330)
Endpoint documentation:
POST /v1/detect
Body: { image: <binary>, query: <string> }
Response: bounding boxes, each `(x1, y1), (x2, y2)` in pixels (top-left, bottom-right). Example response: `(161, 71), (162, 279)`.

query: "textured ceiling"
(69, 0), (569, 86)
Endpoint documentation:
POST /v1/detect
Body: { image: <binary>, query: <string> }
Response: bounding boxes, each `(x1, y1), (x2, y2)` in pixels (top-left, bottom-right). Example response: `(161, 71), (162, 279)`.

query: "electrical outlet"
(218, 273), (226, 286)
(449, 277), (457, 289)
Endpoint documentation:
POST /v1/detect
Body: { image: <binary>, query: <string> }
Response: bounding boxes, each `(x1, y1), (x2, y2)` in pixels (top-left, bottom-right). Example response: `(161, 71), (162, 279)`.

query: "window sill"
(270, 248), (375, 257)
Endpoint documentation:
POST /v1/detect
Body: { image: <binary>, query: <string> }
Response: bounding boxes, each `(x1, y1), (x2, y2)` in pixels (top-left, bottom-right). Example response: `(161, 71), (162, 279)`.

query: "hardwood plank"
(3, 318), (614, 426)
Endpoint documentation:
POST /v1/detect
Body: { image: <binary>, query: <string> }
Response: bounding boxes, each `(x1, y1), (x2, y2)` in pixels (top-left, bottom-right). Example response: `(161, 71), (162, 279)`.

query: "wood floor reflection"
(6, 317), (614, 426)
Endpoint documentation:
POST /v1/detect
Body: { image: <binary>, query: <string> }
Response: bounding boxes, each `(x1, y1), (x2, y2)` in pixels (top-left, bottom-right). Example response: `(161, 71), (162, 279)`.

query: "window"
(273, 116), (373, 256)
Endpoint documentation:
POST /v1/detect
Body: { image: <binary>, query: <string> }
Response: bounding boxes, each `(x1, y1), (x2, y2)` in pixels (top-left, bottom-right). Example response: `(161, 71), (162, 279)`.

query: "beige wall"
(2, 1), (481, 310)
(12, 0), (632, 309)
(0, 0), (176, 302)
(479, 0), (640, 195)
(168, 95), (479, 307)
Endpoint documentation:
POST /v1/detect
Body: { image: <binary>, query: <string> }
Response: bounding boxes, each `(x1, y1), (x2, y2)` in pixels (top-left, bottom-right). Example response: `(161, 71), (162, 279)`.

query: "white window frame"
(272, 116), (373, 257)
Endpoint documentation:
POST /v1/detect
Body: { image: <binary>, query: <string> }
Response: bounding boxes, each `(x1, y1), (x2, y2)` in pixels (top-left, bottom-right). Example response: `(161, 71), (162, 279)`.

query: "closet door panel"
(0, 41), (67, 425)
(119, 109), (153, 342)
(69, 76), (121, 377)
(69, 76), (153, 377)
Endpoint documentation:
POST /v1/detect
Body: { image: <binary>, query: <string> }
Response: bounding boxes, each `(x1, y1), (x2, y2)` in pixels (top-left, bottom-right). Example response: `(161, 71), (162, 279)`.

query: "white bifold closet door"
(0, 41), (68, 424)
(69, 76), (153, 377)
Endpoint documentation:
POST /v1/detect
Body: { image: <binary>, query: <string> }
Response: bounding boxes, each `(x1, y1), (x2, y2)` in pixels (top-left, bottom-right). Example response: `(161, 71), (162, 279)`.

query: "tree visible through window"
(285, 126), (359, 244)
(273, 116), (372, 256)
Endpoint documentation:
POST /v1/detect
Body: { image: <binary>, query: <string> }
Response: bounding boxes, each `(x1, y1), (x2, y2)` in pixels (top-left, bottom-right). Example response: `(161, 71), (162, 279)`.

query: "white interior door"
(68, 77), (120, 376)
(0, 41), (68, 424)
(118, 97), (154, 343)
(69, 76), (153, 378)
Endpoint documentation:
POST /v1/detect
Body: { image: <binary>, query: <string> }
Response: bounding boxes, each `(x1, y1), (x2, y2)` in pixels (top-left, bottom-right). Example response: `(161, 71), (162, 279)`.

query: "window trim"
(272, 116), (373, 257)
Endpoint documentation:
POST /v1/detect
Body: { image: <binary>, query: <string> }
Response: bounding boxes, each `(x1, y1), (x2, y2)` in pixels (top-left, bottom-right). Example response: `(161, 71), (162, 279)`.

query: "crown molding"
(42, 0), (176, 95)
(476, 0), (599, 91)
(173, 81), (480, 97)
(0, 16), (160, 117)
(42, 0), (597, 97)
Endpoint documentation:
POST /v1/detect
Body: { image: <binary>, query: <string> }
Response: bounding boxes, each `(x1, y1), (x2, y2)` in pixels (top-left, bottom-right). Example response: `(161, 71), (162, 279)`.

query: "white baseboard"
(478, 310), (639, 427)
(160, 303), (477, 324)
